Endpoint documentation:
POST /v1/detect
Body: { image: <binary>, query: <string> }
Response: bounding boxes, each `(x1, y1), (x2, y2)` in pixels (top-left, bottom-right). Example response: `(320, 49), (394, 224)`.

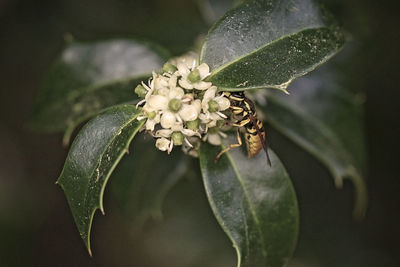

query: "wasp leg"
(215, 130), (242, 163)
(231, 118), (250, 127)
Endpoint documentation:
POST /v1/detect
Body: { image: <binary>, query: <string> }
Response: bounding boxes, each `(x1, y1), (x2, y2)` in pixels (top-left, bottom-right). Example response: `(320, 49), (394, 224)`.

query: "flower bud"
(188, 69), (201, 83)
(186, 118), (200, 130)
(168, 98), (182, 112)
(134, 85), (147, 98)
(155, 138), (170, 151)
(171, 132), (184, 146)
(208, 100), (220, 112)
(163, 62), (178, 74)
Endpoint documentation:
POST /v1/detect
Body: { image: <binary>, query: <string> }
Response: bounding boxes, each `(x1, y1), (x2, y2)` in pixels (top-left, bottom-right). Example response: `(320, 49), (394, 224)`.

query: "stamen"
(136, 99), (146, 109)
(184, 137), (193, 148)
(168, 139), (174, 154)
(141, 81), (151, 91)
(175, 113), (182, 123)
(217, 111), (227, 118)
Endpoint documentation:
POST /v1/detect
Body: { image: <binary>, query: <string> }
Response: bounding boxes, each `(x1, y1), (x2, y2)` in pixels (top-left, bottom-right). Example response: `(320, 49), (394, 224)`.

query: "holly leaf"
(199, 137), (298, 267)
(260, 65), (367, 218)
(200, 0), (345, 92)
(57, 105), (145, 255)
(30, 39), (167, 133)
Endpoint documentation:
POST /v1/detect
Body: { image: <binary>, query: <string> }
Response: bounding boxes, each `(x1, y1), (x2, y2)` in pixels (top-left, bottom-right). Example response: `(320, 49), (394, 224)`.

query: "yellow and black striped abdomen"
(244, 119), (266, 157)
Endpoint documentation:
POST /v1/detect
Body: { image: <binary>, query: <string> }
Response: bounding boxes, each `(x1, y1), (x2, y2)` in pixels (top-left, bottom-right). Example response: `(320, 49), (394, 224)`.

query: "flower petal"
(194, 81), (212, 90)
(179, 104), (199, 122)
(178, 78), (194, 90)
(148, 95), (168, 110)
(177, 62), (190, 77)
(207, 133), (222, 145)
(160, 111), (176, 128)
(215, 96), (230, 111)
(155, 129), (173, 138)
(169, 87), (184, 99)
(145, 119), (157, 131)
(197, 63), (210, 79)
(155, 137), (171, 151)
(203, 86), (217, 101)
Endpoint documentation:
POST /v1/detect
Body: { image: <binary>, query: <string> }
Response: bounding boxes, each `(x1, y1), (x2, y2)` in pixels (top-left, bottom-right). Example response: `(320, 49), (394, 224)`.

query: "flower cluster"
(135, 53), (230, 155)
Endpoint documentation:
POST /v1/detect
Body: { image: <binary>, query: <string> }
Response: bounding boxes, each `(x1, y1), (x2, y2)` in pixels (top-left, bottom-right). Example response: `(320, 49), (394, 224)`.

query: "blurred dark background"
(0, 0), (399, 266)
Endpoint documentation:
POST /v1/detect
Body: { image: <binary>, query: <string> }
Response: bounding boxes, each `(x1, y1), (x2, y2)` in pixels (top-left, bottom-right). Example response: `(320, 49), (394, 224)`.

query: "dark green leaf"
(111, 136), (188, 227)
(260, 66), (367, 218)
(199, 136), (298, 267)
(56, 104), (145, 255)
(30, 39), (167, 133)
(200, 0), (345, 92)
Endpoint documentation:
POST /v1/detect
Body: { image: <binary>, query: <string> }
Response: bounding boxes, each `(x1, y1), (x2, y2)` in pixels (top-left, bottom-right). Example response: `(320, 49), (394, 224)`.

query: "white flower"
(154, 124), (201, 154)
(178, 63), (212, 90)
(201, 86), (230, 113)
(178, 99), (201, 121)
(198, 86), (230, 130)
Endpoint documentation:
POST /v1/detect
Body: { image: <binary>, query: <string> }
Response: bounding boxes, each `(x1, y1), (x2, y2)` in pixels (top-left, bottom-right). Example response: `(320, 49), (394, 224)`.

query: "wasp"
(215, 91), (271, 165)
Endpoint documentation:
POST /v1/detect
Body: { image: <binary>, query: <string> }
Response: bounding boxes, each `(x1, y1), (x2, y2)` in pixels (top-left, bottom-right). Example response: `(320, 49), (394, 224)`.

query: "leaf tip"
(100, 207), (106, 216)
(87, 246), (93, 257)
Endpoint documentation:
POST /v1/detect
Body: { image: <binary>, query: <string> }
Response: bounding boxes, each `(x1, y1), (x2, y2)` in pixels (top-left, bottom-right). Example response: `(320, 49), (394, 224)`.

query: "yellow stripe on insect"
(215, 91), (271, 166)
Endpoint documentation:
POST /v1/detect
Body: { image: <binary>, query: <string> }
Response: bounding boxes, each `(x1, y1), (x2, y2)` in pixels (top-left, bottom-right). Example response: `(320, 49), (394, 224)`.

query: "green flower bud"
(187, 69), (201, 83)
(146, 111), (156, 120)
(168, 98), (182, 112)
(134, 85), (147, 98)
(186, 118), (200, 130)
(171, 132), (184, 146)
(163, 62), (178, 74)
(208, 100), (220, 112)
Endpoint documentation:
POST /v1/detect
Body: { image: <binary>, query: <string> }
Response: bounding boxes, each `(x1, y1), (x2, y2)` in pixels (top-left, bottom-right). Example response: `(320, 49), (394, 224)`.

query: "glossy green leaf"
(111, 136), (188, 227)
(200, 0), (345, 92)
(260, 66), (367, 218)
(56, 105), (145, 255)
(199, 136), (298, 267)
(30, 39), (167, 133)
